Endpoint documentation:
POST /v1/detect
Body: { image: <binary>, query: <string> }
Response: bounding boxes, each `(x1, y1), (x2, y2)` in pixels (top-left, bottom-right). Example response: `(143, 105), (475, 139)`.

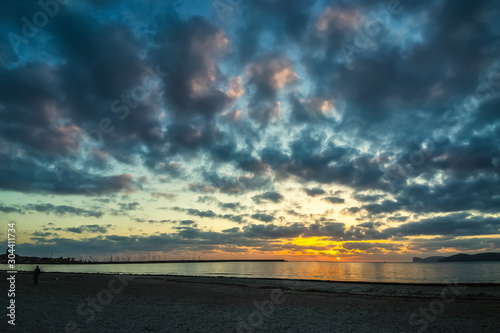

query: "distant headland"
(413, 252), (500, 262)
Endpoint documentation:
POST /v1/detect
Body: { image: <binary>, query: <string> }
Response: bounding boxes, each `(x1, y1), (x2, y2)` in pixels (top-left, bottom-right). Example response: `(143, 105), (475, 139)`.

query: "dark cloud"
(169, 206), (246, 224)
(179, 220), (196, 226)
(172, 207), (217, 218)
(164, 120), (224, 154)
(357, 221), (384, 229)
(389, 176), (500, 214)
(289, 95), (336, 123)
(222, 227), (240, 233)
(220, 214), (246, 224)
(152, 17), (233, 120)
(133, 218), (175, 224)
(0, 204), (21, 214)
(151, 192), (177, 200)
(218, 202), (245, 211)
(0, 153), (138, 195)
(196, 195), (217, 203)
(323, 196), (345, 204)
(386, 216), (408, 222)
(24, 203), (103, 218)
(259, 129), (385, 188)
(187, 183), (217, 193)
(303, 187), (326, 197)
(407, 237), (500, 253)
(250, 213), (276, 223)
(32, 231), (56, 237)
(246, 55), (297, 124)
(383, 214), (500, 238)
(118, 202), (140, 211)
(252, 191), (285, 204)
(66, 224), (112, 234)
(211, 143), (269, 174)
(353, 193), (385, 202)
(202, 172), (271, 194)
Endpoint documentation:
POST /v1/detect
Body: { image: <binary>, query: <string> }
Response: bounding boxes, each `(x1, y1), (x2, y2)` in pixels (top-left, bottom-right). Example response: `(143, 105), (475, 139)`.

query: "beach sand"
(2, 272), (499, 332)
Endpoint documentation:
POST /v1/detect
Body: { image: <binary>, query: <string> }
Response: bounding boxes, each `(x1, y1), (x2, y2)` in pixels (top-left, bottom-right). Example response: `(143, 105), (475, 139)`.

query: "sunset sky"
(1, 0), (499, 261)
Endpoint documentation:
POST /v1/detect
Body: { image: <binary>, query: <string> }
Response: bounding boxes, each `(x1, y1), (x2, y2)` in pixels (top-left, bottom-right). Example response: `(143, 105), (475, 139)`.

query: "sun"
(337, 257), (341, 260)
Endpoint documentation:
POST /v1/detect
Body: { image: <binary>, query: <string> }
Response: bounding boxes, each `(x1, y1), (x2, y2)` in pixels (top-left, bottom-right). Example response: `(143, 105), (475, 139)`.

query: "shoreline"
(5, 271), (500, 301)
(3, 270), (500, 287)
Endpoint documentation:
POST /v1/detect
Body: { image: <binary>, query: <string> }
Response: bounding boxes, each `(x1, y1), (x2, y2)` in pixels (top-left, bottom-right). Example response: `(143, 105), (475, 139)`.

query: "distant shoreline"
(2, 259), (287, 265)
(413, 252), (500, 262)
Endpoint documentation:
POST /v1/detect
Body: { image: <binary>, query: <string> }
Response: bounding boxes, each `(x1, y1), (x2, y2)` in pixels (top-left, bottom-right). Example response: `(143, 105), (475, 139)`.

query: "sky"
(0, 0), (499, 262)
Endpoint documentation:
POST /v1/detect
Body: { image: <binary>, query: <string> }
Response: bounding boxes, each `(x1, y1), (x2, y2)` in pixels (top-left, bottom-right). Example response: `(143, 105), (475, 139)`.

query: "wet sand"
(1, 272), (499, 332)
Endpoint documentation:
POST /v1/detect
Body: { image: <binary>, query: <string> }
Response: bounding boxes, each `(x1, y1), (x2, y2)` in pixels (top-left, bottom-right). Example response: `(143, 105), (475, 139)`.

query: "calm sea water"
(2, 261), (500, 284)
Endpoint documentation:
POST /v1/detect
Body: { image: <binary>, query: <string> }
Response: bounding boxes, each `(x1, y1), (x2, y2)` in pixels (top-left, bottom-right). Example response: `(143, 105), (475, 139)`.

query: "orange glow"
(282, 237), (405, 261)
(290, 236), (338, 247)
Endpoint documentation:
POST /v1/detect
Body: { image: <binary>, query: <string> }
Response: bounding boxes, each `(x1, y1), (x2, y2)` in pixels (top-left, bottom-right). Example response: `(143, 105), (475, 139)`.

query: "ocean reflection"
(2, 261), (500, 283)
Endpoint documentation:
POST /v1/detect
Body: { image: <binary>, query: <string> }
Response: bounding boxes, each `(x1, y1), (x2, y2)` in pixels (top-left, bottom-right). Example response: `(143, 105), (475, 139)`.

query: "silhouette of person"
(33, 266), (41, 285)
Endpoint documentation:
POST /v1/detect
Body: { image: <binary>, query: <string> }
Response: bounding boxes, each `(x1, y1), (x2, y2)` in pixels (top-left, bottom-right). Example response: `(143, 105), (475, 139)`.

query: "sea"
(2, 261), (500, 284)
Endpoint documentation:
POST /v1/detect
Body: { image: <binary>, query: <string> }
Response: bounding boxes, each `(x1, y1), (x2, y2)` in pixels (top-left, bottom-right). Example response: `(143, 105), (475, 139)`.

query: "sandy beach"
(2, 272), (499, 332)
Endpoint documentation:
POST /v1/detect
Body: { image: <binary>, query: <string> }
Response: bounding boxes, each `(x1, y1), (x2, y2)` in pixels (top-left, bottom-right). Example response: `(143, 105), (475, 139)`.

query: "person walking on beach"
(33, 266), (41, 285)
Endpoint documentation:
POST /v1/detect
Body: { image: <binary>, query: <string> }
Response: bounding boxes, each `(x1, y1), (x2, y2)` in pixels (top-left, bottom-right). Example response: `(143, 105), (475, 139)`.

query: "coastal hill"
(413, 252), (500, 262)
(412, 256), (447, 263)
(440, 253), (500, 262)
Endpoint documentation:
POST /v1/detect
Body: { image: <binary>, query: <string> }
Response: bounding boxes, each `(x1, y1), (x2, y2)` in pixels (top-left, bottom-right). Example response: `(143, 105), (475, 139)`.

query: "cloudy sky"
(0, 0), (499, 261)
